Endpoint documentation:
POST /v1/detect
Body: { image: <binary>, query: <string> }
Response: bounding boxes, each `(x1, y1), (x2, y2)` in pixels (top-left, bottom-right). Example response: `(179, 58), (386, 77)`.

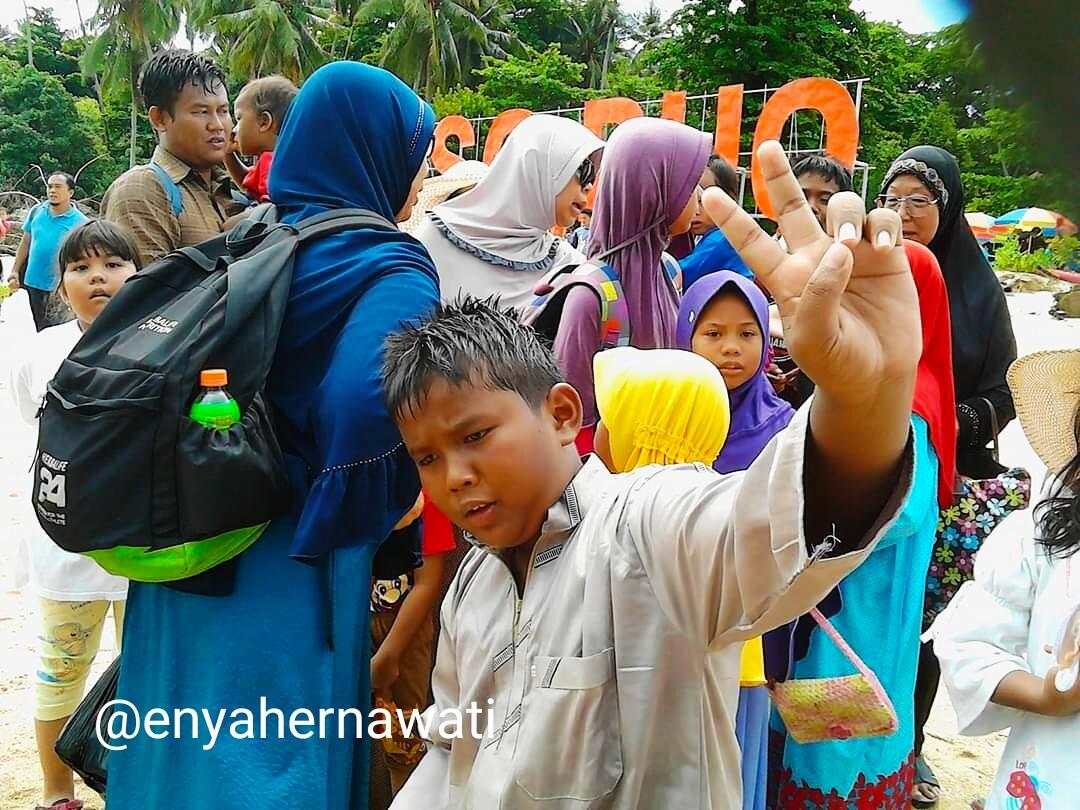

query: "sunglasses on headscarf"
(576, 158), (597, 188)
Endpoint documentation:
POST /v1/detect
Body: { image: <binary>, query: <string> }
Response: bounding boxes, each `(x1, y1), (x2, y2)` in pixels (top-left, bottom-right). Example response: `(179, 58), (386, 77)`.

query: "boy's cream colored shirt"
(392, 405), (914, 809)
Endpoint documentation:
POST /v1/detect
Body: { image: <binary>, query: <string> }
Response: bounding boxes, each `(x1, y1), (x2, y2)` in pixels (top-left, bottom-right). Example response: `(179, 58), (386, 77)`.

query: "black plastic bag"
(54, 656), (120, 797)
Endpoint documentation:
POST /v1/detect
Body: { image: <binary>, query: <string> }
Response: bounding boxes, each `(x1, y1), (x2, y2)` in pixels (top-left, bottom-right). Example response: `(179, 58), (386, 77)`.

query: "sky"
(0, 0), (970, 38)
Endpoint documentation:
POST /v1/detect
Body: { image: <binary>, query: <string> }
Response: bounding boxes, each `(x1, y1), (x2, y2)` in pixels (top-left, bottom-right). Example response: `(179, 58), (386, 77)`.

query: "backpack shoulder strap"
(525, 262), (630, 350)
(147, 162), (183, 218)
(294, 208), (397, 242)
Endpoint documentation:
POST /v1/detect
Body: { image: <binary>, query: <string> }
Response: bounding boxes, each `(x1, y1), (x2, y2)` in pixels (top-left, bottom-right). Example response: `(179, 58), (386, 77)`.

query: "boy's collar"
(463, 455), (612, 551)
(538, 454), (609, 538)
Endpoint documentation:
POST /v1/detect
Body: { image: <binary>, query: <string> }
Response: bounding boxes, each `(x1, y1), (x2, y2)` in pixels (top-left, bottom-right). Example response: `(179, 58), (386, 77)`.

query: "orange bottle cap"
(200, 369), (228, 387)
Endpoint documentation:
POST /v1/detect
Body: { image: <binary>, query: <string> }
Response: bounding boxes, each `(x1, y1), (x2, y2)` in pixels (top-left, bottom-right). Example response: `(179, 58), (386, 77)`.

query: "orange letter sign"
(432, 115), (476, 174)
(483, 108), (532, 164)
(750, 78), (858, 219)
(660, 91), (687, 124)
(713, 84), (744, 167)
(583, 97), (643, 138)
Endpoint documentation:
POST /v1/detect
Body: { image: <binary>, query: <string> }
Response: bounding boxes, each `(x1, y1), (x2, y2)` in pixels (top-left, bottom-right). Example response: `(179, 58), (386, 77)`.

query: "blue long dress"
(766, 417), (939, 808)
(106, 63), (439, 809)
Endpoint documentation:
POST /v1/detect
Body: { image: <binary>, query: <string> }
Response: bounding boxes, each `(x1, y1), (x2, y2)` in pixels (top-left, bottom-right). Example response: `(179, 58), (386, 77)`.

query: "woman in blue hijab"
(107, 62), (438, 809)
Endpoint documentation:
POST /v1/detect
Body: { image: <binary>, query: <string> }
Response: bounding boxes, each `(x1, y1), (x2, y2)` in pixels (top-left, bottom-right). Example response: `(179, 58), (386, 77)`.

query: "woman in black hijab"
(878, 146), (1018, 808)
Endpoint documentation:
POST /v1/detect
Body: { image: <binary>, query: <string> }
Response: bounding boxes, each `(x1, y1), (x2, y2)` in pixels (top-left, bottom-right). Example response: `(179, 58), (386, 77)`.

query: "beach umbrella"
(965, 212), (996, 241)
(993, 207), (1058, 236)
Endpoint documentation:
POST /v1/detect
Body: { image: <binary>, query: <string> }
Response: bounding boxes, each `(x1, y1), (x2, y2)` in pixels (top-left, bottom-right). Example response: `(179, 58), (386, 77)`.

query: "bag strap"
(978, 396), (1001, 463)
(225, 206), (396, 257)
(803, 607), (881, 683)
(529, 263), (630, 350)
(782, 605), (879, 682)
(294, 207), (397, 242)
(148, 162), (183, 218)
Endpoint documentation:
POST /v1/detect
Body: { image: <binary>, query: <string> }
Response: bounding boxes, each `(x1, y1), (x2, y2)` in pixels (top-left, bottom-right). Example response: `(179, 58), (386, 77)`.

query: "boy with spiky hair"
(383, 144), (921, 808)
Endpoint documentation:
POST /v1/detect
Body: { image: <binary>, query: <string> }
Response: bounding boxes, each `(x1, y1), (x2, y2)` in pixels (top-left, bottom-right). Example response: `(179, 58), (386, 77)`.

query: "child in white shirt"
(931, 349), (1080, 810)
(9, 219), (138, 810)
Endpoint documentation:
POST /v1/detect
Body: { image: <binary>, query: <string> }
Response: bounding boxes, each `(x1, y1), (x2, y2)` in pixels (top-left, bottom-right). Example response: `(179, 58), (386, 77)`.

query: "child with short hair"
(9, 219), (139, 810)
(226, 75), (299, 203)
(791, 154), (854, 232)
(931, 350), (1080, 810)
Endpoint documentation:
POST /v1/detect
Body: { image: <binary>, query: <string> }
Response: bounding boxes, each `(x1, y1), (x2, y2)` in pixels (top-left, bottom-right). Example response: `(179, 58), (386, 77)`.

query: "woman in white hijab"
(413, 114), (605, 311)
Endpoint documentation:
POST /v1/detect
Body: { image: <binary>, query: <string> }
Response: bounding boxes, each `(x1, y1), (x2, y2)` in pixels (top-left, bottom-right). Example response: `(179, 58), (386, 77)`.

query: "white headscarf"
(428, 114), (605, 272)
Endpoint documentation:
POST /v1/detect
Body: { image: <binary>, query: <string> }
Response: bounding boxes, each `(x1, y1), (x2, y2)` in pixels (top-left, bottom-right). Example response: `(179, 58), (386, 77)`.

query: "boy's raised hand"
(702, 140), (920, 403)
(703, 140), (920, 545)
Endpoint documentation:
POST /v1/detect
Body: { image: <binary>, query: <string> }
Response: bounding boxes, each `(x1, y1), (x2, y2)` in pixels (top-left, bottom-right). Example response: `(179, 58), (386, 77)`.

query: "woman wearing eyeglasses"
(413, 114), (604, 312)
(879, 146), (1018, 809)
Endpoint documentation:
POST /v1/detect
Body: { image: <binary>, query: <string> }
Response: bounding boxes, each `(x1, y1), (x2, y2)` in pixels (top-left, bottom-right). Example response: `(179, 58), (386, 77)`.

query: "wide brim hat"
(401, 160), (489, 234)
(1007, 349), (1080, 474)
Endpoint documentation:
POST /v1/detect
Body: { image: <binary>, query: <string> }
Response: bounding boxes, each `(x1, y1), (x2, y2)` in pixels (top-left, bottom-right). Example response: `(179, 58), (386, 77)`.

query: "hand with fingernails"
(702, 141), (917, 408)
(702, 140), (920, 544)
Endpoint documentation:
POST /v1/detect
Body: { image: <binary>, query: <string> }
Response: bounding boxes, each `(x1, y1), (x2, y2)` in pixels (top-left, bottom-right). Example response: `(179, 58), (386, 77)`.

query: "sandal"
(911, 755), (941, 808)
(35, 801), (84, 810)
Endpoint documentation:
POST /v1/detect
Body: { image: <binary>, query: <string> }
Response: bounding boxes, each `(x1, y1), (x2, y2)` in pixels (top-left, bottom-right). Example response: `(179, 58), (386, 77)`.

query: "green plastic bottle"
(189, 369), (241, 429)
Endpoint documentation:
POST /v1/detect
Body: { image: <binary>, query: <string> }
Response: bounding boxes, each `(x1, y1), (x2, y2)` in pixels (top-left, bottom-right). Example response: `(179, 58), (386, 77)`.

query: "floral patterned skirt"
(768, 732), (915, 810)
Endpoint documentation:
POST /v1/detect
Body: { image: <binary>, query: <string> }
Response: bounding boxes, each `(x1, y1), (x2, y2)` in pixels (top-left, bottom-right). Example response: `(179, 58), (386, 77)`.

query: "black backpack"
(33, 207), (396, 591)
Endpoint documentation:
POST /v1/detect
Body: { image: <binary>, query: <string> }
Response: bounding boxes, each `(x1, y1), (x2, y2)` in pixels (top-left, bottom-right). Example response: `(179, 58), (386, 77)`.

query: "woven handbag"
(923, 398), (1032, 629)
(768, 607), (898, 744)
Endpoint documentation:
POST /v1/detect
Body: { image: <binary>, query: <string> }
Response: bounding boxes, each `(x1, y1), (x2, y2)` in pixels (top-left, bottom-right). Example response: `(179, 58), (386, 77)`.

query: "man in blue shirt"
(12, 172), (88, 330)
(678, 155), (753, 291)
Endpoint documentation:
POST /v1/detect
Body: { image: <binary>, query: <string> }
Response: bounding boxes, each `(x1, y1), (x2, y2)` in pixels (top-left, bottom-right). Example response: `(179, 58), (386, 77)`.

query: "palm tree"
(629, 2), (667, 59)
(82, 0), (181, 168)
(194, 0), (332, 83)
(566, 0), (622, 90)
(362, 0), (513, 96)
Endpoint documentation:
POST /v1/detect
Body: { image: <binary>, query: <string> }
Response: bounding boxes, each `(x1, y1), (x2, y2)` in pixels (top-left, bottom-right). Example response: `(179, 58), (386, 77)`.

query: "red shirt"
(242, 151), (274, 203)
(421, 498), (456, 556)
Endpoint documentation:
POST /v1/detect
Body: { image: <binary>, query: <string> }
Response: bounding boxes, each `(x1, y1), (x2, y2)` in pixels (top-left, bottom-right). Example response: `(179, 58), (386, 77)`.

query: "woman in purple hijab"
(552, 117), (711, 451)
(677, 271), (796, 473)
(677, 269), (795, 810)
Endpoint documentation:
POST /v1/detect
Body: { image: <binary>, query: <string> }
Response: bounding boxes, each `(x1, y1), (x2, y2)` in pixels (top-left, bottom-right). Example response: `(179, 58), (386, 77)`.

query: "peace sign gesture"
(703, 141), (921, 543)
(703, 141), (921, 404)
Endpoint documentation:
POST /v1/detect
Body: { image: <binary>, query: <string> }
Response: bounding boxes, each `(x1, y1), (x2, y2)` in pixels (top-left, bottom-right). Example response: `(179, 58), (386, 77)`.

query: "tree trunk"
(21, 0), (34, 67)
(342, 12), (359, 61)
(129, 60), (140, 169)
(73, 0), (110, 148)
(600, 25), (613, 89)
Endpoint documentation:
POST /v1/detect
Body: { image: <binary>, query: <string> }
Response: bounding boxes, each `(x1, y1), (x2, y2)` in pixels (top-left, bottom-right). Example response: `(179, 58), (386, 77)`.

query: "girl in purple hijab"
(552, 118), (711, 451)
(677, 269), (795, 810)
(677, 271), (796, 473)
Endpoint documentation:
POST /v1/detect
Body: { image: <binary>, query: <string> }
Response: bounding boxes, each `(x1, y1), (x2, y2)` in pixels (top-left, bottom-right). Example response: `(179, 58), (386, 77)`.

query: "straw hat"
(1007, 349), (1080, 474)
(401, 160), (489, 234)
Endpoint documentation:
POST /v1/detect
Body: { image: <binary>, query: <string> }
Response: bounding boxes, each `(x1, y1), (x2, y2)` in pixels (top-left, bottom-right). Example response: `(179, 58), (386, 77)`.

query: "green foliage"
(432, 85), (497, 118)
(649, 0), (867, 95)
(962, 173), (1069, 220)
(1048, 235), (1080, 270)
(370, 0), (514, 95)
(195, 0), (331, 82)
(604, 55), (663, 101)
(0, 59), (102, 195)
(0, 9), (94, 98)
(471, 46), (588, 112)
(507, 0), (574, 53)
(0, 0), (1074, 229)
(992, 239), (1049, 273)
(317, 5), (400, 62)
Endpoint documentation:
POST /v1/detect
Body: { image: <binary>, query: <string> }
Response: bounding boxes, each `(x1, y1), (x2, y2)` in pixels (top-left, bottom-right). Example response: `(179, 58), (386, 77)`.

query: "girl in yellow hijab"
(593, 347), (730, 472)
(593, 346), (770, 810)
